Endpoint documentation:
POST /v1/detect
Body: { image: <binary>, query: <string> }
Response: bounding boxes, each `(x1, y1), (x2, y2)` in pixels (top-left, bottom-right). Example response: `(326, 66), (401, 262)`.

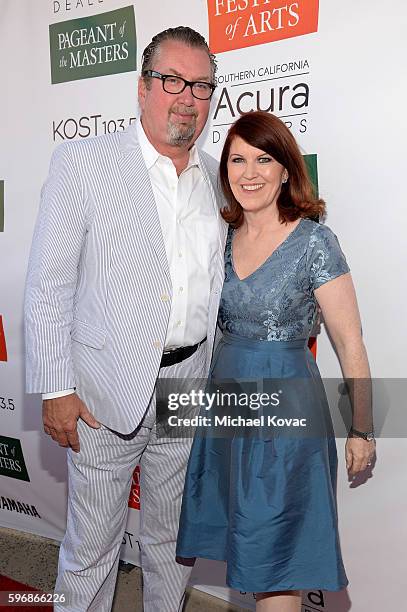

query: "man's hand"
(42, 393), (100, 453)
(345, 437), (376, 476)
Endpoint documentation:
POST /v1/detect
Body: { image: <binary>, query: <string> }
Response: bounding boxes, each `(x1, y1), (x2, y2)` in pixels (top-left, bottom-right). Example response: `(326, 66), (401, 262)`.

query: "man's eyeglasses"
(142, 70), (215, 100)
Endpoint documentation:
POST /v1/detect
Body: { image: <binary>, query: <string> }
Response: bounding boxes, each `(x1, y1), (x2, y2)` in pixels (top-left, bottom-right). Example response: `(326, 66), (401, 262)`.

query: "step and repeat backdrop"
(1, 1), (406, 610)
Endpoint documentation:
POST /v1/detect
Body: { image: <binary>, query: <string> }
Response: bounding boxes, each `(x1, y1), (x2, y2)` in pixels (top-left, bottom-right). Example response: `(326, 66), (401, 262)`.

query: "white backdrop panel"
(0, 1), (406, 610)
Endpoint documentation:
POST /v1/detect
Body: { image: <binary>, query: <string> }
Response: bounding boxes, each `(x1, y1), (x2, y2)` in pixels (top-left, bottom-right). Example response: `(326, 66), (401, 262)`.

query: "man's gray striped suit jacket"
(25, 121), (228, 434)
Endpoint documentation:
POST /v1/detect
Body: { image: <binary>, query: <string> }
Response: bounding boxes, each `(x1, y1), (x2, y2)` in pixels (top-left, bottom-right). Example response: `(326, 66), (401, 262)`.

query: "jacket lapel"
(117, 123), (228, 286)
(117, 122), (170, 279)
(198, 151), (228, 288)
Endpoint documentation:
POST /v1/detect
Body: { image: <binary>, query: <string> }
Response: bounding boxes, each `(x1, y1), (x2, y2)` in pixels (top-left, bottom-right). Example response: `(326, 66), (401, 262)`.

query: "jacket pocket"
(71, 318), (106, 349)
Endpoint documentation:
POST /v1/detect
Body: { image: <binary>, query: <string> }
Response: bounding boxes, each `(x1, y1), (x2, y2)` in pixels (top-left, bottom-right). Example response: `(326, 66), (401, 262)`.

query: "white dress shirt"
(43, 118), (219, 399)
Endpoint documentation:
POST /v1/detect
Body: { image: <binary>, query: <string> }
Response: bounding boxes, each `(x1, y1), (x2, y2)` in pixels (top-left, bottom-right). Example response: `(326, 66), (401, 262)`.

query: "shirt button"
(176, 320), (182, 327)
(178, 252), (183, 258)
(153, 340), (161, 349)
(160, 294), (169, 302)
(179, 286), (184, 293)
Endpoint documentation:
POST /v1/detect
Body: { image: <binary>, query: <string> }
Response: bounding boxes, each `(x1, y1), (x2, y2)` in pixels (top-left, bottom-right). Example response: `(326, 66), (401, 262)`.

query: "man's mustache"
(170, 106), (198, 117)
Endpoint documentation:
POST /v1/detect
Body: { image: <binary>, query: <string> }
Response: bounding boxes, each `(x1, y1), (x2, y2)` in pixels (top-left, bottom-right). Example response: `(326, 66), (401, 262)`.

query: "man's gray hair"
(141, 26), (217, 87)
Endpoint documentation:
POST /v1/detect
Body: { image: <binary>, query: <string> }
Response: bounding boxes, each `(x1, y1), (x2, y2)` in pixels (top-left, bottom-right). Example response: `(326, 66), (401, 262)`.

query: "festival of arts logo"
(0, 435), (30, 482)
(49, 5), (137, 84)
(207, 0), (319, 54)
(0, 316), (7, 362)
(128, 465), (140, 510)
(0, 180), (4, 232)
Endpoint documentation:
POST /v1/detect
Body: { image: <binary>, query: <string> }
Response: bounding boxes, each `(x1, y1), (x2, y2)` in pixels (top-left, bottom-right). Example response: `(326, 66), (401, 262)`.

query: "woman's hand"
(345, 436), (376, 475)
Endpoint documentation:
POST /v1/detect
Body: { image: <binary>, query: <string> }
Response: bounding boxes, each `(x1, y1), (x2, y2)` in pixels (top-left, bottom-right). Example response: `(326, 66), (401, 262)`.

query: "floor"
(0, 527), (248, 611)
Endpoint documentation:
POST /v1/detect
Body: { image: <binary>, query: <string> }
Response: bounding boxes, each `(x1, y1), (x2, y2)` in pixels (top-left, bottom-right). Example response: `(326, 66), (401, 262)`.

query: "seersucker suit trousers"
(54, 342), (207, 612)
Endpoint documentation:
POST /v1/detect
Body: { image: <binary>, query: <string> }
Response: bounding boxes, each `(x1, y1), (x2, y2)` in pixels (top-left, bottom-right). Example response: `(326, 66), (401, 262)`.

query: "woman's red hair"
(219, 111), (325, 227)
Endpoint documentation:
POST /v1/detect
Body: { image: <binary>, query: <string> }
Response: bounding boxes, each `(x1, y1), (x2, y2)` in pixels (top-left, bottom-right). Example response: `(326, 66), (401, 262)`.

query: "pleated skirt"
(176, 332), (348, 592)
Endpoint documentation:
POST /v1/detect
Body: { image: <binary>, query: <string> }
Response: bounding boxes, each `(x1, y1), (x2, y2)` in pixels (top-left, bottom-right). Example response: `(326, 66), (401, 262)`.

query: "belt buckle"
(163, 347), (180, 357)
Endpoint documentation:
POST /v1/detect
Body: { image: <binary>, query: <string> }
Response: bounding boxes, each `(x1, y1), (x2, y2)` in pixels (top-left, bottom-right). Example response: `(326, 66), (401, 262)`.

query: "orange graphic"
(208, 0), (319, 54)
(128, 465), (140, 510)
(308, 336), (317, 359)
(0, 316), (7, 362)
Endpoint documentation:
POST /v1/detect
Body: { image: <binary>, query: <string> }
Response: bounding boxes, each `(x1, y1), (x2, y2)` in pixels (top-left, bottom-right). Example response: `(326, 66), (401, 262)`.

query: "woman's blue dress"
(176, 218), (350, 593)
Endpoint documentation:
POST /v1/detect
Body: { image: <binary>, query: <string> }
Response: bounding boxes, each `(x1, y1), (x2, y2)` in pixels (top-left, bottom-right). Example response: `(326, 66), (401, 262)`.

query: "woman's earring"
(282, 173), (288, 184)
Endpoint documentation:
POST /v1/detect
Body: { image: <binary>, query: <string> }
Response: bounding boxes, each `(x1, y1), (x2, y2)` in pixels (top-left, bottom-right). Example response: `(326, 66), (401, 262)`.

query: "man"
(25, 26), (227, 612)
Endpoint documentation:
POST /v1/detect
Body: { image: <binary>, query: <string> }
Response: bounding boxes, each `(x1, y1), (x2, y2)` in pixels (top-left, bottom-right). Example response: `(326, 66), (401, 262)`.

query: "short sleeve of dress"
(308, 224), (350, 290)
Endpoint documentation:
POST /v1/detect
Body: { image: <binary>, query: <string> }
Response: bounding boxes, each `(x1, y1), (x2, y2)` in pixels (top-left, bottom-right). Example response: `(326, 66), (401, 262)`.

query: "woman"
(176, 111), (375, 611)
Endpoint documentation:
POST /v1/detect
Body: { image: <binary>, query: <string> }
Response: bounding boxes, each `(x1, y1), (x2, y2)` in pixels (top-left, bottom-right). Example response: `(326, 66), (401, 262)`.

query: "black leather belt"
(160, 338), (206, 368)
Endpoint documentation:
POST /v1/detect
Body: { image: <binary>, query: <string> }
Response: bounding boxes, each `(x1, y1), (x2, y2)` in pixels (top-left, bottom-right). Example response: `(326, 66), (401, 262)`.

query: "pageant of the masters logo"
(304, 153), (318, 196)
(207, 0), (319, 54)
(49, 5), (137, 84)
(0, 435), (30, 482)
